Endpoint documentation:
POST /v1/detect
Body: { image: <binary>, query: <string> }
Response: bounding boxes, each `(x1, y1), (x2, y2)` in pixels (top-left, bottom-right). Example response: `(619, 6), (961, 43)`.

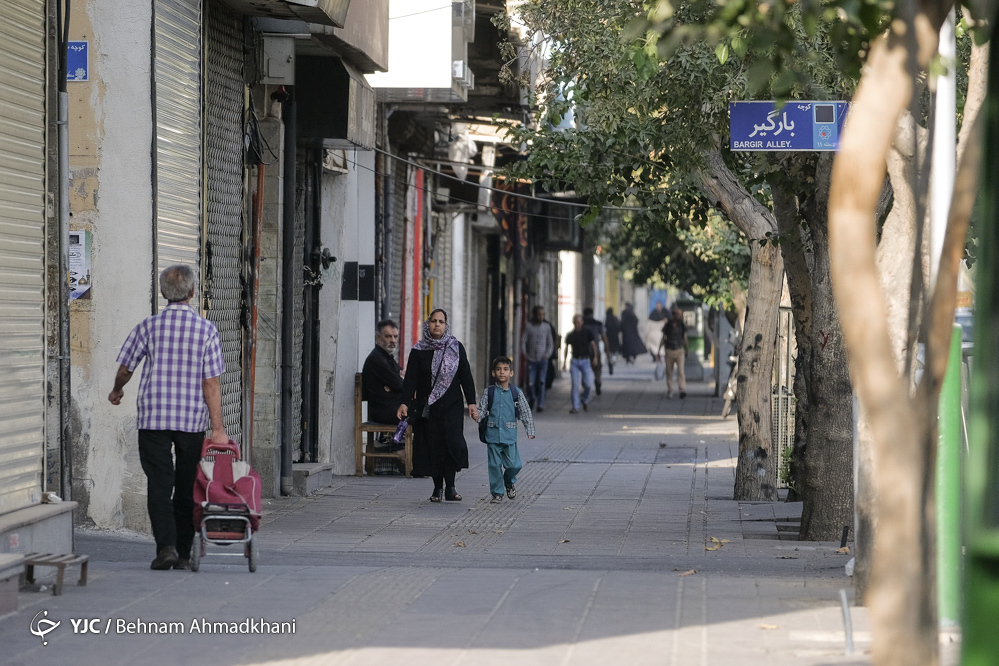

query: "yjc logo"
(29, 610), (60, 645)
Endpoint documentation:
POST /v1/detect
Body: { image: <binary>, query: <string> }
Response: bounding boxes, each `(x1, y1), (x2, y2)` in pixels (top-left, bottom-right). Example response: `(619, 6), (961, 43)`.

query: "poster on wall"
(69, 231), (92, 300)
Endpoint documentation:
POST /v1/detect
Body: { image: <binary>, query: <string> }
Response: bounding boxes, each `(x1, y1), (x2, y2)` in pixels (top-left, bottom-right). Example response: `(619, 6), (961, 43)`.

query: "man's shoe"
(173, 558), (190, 571)
(595, 384), (602, 395)
(569, 408), (579, 414)
(679, 392), (687, 399)
(506, 485), (517, 500)
(537, 406), (544, 413)
(490, 495), (503, 504)
(150, 546), (179, 570)
(582, 403), (589, 412)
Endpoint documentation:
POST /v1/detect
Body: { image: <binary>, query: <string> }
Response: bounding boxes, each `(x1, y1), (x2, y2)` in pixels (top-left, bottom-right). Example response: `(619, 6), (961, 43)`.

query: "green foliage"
(502, 0), (857, 302)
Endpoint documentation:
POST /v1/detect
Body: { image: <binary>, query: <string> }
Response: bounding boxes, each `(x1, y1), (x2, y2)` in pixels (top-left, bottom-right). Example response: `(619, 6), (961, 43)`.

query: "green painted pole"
(937, 325), (962, 628)
(962, 19), (999, 664)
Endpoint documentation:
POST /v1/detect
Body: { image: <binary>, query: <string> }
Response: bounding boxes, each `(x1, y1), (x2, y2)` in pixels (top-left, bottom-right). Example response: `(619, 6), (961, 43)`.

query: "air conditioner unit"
(452, 60), (474, 89)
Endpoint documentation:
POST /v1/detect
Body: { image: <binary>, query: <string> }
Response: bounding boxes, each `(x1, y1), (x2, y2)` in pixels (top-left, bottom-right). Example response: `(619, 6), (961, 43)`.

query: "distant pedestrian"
(521, 305), (554, 412)
(546, 319), (560, 390)
(583, 307), (610, 395)
(398, 309), (478, 502)
(619, 302), (646, 363)
(477, 356), (535, 503)
(563, 314), (597, 414)
(108, 265), (228, 571)
(605, 307), (621, 373)
(658, 306), (689, 398)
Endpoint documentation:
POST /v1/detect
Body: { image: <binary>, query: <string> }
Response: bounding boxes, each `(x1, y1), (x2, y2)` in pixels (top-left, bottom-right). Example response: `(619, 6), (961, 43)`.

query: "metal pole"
(929, 7), (956, 293)
(936, 324), (962, 628)
(58, 0), (72, 503)
(963, 18), (999, 661)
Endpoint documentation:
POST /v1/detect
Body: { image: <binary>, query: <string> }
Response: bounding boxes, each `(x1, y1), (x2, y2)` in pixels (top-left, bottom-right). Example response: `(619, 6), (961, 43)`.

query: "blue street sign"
(730, 101), (849, 151)
(67, 41), (88, 81)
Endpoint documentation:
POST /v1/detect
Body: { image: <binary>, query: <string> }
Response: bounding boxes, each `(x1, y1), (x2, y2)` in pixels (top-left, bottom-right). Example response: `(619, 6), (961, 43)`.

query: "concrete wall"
(68, 0), (155, 532)
(250, 112), (285, 498)
(325, 150), (376, 475)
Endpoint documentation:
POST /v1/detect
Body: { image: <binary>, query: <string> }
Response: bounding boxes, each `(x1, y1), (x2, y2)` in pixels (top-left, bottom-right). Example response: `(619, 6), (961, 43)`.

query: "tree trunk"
(799, 156), (855, 541)
(827, 16), (944, 664)
(770, 176), (813, 502)
(733, 241), (784, 499)
(699, 148), (783, 501)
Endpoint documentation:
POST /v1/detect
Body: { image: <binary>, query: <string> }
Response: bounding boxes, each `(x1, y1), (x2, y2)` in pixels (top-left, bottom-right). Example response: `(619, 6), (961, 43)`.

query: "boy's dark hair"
(491, 356), (513, 372)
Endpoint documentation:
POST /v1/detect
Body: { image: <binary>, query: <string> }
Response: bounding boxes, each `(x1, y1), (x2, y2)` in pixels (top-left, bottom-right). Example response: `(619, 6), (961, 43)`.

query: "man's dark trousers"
(138, 430), (203, 558)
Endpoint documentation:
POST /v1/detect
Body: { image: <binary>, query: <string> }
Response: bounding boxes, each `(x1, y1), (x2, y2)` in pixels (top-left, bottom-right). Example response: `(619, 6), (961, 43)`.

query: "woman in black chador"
(620, 302), (648, 363)
(398, 309), (478, 502)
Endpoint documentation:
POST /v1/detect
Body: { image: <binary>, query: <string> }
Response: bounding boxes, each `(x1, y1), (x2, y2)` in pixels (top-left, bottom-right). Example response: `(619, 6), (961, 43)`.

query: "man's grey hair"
(160, 265), (197, 302)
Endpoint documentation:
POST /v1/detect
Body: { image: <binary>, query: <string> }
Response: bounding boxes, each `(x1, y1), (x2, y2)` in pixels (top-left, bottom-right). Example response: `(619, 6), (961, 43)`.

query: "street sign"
(67, 41), (88, 81)
(730, 101), (849, 151)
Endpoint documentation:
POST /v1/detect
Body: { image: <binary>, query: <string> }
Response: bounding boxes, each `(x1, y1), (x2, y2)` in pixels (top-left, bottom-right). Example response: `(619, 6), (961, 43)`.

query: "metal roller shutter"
(432, 212), (452, 316)
(388, 156), (406, 324)
(291, 167), (305, 461)
(154, 0), (202, 308)
(0, 0), (46, 515)
(203, 0), (245, 442)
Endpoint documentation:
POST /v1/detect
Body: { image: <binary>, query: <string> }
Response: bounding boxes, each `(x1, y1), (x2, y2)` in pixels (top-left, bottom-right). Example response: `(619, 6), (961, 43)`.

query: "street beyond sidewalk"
(1, 357), (867, 665)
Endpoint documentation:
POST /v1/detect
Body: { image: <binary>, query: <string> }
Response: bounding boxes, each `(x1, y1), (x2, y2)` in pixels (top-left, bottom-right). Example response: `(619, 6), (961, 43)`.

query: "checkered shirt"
(116, 303), (226, 432)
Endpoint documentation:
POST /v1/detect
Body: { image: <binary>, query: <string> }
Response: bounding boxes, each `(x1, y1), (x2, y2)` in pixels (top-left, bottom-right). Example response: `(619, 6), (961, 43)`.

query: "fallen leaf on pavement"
(494, 530), (504, 534)
(678, 570), (696, 577)
(836, 546), (850, 554)
(710, 537), (731, 544)
(758, 624), (779, 630)
(705, 544), (721, 551)
(468, 530), (478, 534)
(559, 539), (570, 543)
(455, 541), (466, 547)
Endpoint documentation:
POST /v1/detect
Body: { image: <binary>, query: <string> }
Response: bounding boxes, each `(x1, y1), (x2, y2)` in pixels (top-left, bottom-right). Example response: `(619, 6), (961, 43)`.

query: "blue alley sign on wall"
(67, 41), (88, 81)
(730, 101), (849, 151)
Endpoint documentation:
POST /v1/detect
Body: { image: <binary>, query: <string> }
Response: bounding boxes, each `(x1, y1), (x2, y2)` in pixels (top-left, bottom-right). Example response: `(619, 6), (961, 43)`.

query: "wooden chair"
(354, 373), (412, 477)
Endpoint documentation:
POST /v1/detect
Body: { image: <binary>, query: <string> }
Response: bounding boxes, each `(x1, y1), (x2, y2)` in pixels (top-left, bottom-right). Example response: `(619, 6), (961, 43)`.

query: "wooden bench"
(24, 552), (88, 596)
(355, 372), (412, 477)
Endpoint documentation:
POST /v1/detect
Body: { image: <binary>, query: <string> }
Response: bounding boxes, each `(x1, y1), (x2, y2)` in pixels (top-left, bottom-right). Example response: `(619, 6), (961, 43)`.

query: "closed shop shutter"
(432, 213), (451, 316)
(387, 156), (406, 324)
(291, 167), (306, 460)
(203, 0), (245, 442)
(154, 0), (202, 308)
(0, 0), (46, 515)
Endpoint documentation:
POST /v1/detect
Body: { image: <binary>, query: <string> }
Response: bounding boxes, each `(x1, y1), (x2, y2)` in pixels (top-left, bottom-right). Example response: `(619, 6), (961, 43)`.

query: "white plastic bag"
(654, 360), (666, 381)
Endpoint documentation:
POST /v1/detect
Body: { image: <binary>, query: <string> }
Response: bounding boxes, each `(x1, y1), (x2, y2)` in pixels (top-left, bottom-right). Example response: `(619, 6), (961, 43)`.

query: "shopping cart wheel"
(247, 537), (258, 573)
(191, 534), (201, 572)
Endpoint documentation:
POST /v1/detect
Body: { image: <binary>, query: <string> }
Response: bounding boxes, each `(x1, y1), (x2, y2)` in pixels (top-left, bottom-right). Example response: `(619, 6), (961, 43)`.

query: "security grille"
(292, 167), (306, 461)
(432, 213), (452, 316)
(203, 0), (245, 442)
(0, 0), (46, 515)
(154, 0), (202, 307)
(388, 155), (406, 326)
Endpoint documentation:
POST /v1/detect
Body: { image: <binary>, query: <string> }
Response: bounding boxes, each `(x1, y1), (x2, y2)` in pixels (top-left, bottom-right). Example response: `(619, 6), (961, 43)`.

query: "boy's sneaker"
(490, 495), (503, 503)
(506, 485), (517, 500)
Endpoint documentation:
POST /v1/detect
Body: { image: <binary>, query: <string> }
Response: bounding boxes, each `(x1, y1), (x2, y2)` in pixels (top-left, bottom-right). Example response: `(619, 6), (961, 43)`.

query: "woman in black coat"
(397, 309), (478, 502)
(620, 302), (648, 363)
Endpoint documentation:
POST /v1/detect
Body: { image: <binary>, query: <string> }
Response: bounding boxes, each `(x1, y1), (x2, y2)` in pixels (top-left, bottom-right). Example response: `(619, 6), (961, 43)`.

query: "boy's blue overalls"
(478, 385), (535, 497)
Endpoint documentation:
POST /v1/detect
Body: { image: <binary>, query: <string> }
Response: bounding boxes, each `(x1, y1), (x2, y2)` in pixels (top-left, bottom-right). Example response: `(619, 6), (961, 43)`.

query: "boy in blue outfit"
(477, 356), (535, 503)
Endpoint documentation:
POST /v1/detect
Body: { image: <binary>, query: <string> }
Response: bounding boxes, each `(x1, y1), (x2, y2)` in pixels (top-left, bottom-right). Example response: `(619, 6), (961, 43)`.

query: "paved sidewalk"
(1, 357), (867, 665)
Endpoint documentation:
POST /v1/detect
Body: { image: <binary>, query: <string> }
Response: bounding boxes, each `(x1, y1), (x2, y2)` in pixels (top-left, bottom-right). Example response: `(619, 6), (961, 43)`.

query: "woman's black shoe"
(444, 487), (462, 501)
(430, 488), (443, 502)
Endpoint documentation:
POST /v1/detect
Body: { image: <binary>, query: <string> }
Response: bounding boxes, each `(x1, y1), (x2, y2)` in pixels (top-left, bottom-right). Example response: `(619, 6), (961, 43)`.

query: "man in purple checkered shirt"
(108, 265), (228, 571)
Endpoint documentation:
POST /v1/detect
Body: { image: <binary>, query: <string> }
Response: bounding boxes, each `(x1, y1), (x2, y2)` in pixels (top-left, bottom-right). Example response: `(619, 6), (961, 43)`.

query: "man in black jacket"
(362, 321), (405, 450)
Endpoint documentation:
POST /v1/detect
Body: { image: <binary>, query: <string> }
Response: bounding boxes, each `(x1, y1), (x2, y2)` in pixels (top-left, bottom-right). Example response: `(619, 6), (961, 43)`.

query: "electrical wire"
(373, 146), (648, 211)
(343, 153), (631, 223)
(389, 5), (452, 20)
